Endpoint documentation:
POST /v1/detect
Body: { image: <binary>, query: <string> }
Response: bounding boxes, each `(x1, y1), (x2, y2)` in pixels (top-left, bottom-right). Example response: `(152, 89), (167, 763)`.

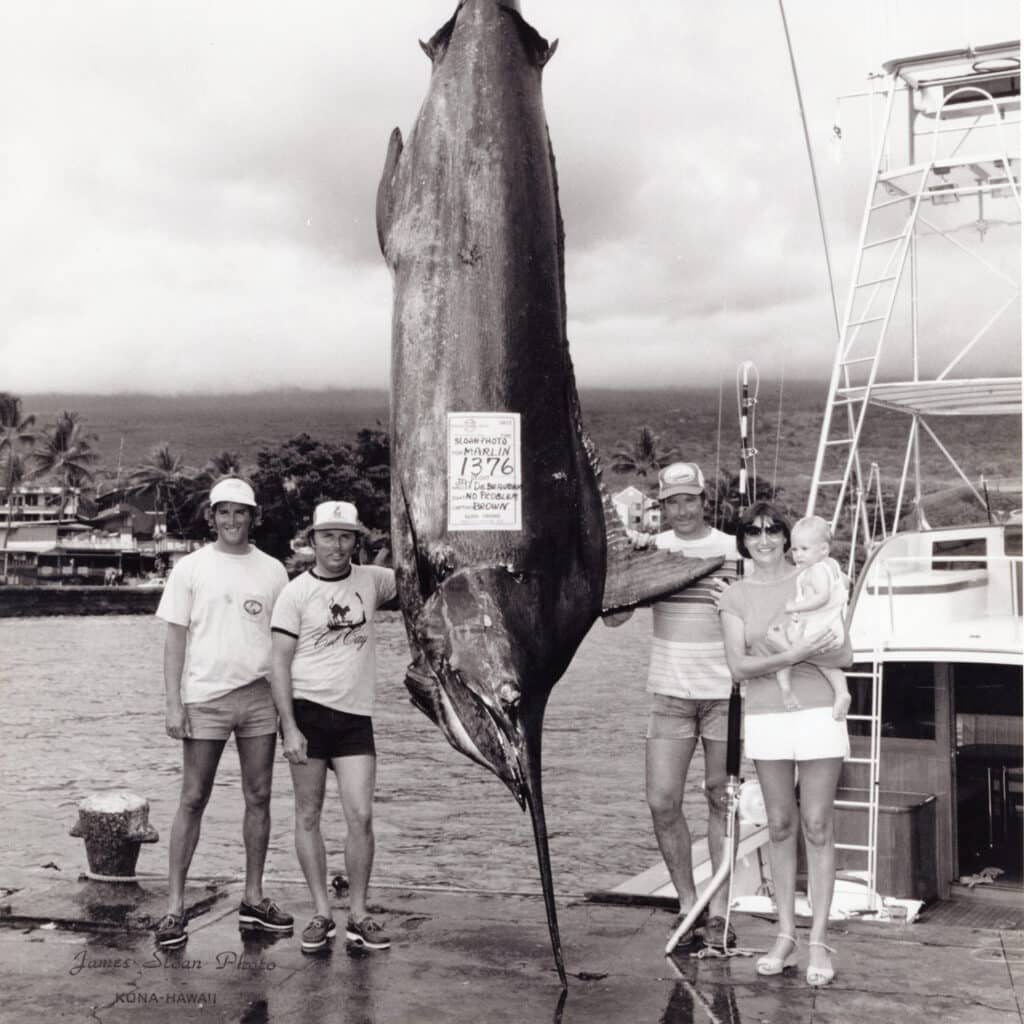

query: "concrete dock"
(1, 870), (1021, 1023)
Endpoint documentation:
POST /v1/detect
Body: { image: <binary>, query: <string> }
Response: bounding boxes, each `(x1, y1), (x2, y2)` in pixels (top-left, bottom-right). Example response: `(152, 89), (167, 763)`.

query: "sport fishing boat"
(805, 37), (1021, 924)
(595, 38), (1022, 929)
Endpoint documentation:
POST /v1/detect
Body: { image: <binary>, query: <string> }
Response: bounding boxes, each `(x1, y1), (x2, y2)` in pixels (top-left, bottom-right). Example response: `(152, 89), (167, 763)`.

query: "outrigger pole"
(736, 360), (759, 511)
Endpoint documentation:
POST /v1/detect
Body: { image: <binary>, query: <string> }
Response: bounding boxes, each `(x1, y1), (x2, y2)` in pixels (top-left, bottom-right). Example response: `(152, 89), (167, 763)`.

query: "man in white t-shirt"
(606, 461), (740, 951)
(269, 500), (397, 954)
(153, 478), (291, 949)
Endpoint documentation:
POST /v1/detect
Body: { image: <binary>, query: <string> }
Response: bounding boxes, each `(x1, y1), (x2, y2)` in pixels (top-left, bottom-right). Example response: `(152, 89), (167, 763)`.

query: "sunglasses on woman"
(742, 521), (785, 538)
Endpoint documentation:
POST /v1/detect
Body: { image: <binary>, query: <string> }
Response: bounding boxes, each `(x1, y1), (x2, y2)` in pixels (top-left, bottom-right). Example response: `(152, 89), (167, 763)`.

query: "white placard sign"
(447, 412), (522, 531)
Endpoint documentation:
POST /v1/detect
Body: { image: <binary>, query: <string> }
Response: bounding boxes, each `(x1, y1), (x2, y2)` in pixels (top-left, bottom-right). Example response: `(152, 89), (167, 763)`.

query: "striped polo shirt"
(646, 527), (741, 700)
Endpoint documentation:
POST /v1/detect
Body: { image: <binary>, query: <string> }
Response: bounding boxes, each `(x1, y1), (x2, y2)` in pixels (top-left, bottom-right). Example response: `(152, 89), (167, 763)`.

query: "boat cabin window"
(942, 71), (1020, 107)
(848, 660), (936, 740)
(932, 536), (987, 571)
(955, 663), (1023, 726)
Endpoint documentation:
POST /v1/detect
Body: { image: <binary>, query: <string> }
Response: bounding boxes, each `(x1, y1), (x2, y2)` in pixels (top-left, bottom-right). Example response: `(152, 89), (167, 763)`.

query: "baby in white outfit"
(773, 515), (851, 720)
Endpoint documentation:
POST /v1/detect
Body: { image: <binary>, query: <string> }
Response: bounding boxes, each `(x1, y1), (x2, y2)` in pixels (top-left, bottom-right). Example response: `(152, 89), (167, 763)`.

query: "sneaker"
(700, 915), (737, 950)
(301, 915), (337, 953)
(238, 898), (294, 932)
(154, 913), (188, 948)
(345, 915), (391, 950)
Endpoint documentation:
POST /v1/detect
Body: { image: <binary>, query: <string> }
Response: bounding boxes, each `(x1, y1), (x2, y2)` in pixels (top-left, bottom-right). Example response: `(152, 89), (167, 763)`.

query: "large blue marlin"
(376, 0), (721, 985)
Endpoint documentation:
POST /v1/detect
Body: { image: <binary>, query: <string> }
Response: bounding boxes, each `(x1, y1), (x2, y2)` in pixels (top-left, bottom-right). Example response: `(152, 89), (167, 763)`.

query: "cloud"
(0, 0), (1018, 393)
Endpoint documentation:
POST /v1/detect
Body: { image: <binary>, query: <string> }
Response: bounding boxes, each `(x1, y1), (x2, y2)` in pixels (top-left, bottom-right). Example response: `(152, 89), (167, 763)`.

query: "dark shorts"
(291, 699), (375, 760)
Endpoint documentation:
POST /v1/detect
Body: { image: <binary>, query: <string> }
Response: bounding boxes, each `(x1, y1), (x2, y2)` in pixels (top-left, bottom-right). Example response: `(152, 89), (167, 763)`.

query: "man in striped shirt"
(610, 461), (740, 949)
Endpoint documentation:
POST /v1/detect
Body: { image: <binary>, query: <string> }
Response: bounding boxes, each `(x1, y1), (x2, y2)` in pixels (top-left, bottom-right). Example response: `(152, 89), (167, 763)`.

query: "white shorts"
(744, 706), (850, 761)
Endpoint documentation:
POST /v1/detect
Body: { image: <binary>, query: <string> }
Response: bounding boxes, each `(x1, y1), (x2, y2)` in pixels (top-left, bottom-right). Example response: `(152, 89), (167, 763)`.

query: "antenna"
(114, 436), (125, 493)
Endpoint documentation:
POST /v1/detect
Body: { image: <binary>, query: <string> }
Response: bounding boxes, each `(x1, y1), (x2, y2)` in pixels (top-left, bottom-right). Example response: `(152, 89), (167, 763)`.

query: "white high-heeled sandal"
(756, 934), (797, 975)
(806, 941), (836, 987)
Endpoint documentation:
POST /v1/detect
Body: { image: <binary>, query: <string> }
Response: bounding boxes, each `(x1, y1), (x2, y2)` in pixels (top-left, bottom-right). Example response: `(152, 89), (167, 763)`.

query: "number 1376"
(459, 456), (514, 478)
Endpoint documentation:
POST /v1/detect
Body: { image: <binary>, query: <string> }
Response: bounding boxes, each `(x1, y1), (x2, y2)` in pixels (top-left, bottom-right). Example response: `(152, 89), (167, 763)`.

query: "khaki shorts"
(185, 678), (278, 741)
(646, 694), (730, 742)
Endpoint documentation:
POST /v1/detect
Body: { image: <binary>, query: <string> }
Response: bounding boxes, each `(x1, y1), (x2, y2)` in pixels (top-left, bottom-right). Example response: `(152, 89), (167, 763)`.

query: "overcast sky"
(1, 0), (1019, 394)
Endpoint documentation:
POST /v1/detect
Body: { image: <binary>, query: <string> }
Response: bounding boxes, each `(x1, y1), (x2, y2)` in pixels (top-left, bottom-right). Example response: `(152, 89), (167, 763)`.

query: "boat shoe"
(238, 897), (294, 932)
(699, 915), (738, 951)
(346, 914), (391, 950)
(153, 912), (188, 948)
(301, 915), (337, 953)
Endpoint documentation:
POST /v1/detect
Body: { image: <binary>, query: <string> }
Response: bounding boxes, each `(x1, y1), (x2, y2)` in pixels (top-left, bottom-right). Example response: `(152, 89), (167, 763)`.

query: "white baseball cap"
(209, 478), (257, 508)
(658, 462), (706, 499)
(310, 500), (367, 534)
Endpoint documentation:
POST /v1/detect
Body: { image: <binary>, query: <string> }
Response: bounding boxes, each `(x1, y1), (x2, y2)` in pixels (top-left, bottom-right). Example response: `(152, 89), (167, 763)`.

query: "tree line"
(0, 392), (390, 564)
(610, 424), (786, 533)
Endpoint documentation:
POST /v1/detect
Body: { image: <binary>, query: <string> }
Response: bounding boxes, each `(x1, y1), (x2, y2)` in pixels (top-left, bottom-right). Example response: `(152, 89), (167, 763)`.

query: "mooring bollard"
(69, 791), (159, 881)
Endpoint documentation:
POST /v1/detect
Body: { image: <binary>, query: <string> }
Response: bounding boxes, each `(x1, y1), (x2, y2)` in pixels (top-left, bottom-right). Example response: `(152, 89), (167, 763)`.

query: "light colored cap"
(310, 500), (366, 534)
(209, 478), (257, 508)
(658, 462), (705, 499)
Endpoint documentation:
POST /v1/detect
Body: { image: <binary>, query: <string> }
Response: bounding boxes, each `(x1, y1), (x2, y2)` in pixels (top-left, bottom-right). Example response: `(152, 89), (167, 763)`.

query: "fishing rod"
(664, 675), (747, 959)
(666, 363), (762, 960)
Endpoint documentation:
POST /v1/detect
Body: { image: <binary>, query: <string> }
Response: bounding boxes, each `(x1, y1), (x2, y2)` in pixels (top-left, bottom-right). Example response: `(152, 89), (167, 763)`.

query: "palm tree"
(177, 450), (251, 536)
(1, 393), (38, 578)
(28, 410), (100, 524)
(204, 450), (247, 480)
(127, 443), (199, 536)
(609, 426), (680, 492)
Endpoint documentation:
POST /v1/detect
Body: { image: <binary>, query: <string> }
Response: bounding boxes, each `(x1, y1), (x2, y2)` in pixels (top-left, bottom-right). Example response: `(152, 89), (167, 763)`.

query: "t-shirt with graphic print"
(270, 564), (397, 716)
(156, 543), (288, 704)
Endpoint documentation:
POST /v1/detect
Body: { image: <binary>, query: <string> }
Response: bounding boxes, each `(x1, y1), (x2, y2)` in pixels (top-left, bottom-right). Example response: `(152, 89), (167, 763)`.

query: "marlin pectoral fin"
(376, 127), (404, 255)
(600, 494), (724, 612)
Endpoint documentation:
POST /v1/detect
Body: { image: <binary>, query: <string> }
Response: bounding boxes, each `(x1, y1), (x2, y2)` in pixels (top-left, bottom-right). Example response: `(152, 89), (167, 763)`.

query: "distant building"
(612, 486), (661, 533)
(0, 484), (79, 524)
(0, 487), (197, 585)
(612, 486), (643, 530)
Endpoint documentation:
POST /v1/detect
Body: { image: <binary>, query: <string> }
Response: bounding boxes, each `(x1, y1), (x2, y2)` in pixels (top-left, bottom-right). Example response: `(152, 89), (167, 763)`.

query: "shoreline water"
(1, 611), (724, 897)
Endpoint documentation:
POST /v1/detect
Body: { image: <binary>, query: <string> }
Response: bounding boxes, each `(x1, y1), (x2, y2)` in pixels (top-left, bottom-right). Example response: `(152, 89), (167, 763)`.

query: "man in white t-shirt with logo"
(154, 478), (291, 949)
(269, 500), (397, 955)
(607, 461), (741, 951)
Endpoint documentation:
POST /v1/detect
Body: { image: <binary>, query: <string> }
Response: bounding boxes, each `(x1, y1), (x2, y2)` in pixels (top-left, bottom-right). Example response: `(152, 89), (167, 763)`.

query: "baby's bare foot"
(782, 690), (801, 712)
(833, 692), (852, 721)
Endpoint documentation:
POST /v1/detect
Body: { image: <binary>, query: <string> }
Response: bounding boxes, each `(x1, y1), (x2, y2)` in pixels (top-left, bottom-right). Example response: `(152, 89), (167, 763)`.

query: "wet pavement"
(1, 872), (1021, 1023)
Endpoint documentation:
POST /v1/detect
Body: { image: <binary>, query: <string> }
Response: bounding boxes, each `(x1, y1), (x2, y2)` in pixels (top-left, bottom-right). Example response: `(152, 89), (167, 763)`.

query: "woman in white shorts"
(718, 501), (851, 989)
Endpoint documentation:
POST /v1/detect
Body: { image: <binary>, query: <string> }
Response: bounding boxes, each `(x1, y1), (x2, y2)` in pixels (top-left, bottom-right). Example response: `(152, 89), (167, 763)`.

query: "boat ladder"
(833, 655), (883, 913)
(807, 56), (1022, 553)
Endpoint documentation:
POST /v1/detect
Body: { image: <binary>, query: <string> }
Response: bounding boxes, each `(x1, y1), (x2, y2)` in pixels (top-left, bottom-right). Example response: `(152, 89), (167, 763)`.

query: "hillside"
(19, 383), (1021, 516)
